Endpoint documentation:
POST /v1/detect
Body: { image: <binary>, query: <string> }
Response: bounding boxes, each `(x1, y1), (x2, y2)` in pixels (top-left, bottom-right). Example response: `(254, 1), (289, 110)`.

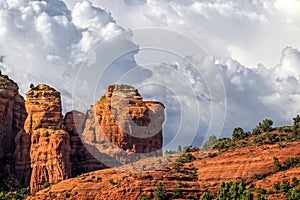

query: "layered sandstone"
(0, 73), (26, 176)
(29, 140), (300, 200)
(24, 84), (63, 133)
(15, 84), (71, 193)
(81, 84), (165, 165)
(64, 111), (106, 176)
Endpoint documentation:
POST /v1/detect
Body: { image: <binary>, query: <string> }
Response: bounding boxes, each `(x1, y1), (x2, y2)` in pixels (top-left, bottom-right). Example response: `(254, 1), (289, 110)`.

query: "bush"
(108, 178), (119, 185)
(283, 157), (300, 169)
(273, 182), (280, 191)
(253, 173), (266, 180)
(154, 182), (168, 200)
(43, 180), (51, 189)
(216, 181), (252, 200)
(177, 153), (195, 163)
(256, 194), (266, 200)
(207, 152), (217, 158)
(200, 191), (214, 200)
(172, 188), (182, 198)
(232, 127), (247, 140)
(272, 157), (282, 173)
(252, 127), (261, 135)
(64, 192), (70, 198)
(260, 119), (273, 132)
(286, 188), (300, 200)
(257, 188), (266, 194)
(172, 164), (180, 172)
(202, 135), (218, 150)
(140, 194), (150, 200)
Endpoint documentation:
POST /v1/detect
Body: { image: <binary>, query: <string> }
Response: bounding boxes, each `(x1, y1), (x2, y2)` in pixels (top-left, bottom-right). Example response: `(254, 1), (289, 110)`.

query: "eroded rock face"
(24, 84), (63, 133)
(82, 84), (164, 165)
(15, 84), (71, 193)
(0, 74), (26, 176)
(29, 128), (71, 193)
(64, 111), (106, 177)
(15, 83), (165, 193)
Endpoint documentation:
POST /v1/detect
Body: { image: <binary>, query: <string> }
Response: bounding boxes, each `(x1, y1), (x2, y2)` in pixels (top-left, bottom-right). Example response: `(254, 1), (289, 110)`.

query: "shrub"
(108, 178), (119, 185)
(260, 119), (273, 132)
(200, 191), (214, 200)
(280, 180), (291, 193)
(172, 188), (182, 198)
(253, 173), (266, 180)
(207, 152), (217, 158)
(273, 182), (281, 191)
(283, 157), (300, 169)
(202, 135), (218, 150)
(272, 157), (282, 173)
(44, 131), (50, 137)
(140, 194), (150, 200)
(64, 192), (70, 198)
(154, 182), (168, 200)
(256, 194), (266, 200)
(43, 180), (51, 189)
(286, 188), (300, 200)
(177, 153), (195, 163)
(257, 188), (266, 194)
(252, 127), (261, 135)
(216, 181), (253, 200)
(172, 164), (180, 172)
(232, 127), (245, 140)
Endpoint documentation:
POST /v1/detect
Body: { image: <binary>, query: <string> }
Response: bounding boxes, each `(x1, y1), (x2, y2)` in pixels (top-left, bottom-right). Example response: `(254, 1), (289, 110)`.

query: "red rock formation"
(24, 84), (63, 133)
(0, 73), (26, 175)
(15, 83), (164, 193)
(29, 128), (71, 193)
(15, 84), (71, 193)
(81, 84), (164, 165)
(64, 111), (106, 176)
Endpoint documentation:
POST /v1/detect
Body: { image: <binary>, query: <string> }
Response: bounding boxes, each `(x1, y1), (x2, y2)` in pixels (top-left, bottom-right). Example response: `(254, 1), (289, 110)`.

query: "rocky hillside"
(28, 126), (300, 200)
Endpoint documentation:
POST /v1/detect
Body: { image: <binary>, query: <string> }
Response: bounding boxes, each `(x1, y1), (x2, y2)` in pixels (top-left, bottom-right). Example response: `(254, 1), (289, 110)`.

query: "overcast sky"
(1, 0), (300, 148)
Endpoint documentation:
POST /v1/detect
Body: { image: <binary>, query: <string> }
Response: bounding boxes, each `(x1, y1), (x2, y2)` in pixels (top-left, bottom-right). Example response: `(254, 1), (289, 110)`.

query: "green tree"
(200, 191), (214, 200)
(260, 119), (273, 132)
(286, 188), (300, 200)
(293, 115), (300, 136)
(203, 135), (218, 150)
(232, 127), (244, 140)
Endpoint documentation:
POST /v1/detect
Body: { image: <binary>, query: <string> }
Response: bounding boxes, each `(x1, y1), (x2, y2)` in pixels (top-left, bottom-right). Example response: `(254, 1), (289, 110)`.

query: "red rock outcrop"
(24, 84), (63, 133)
(64, 111), (106, 176)
(81, 84), (164, 165)
(15, 84), (72, 193)
(0, 73), (26, 175)
(15, 83), (165, 193)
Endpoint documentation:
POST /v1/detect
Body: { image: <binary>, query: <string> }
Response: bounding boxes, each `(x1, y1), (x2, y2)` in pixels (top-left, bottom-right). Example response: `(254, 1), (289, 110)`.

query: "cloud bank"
(0, 0), (300, 148)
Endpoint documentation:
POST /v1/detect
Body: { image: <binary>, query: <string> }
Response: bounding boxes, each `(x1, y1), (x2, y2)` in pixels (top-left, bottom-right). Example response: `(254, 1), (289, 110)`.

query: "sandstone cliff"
(64, 110), (106, 177)
(81, 84), (165, 166)
(13, 83), (165, 193)
(0, 73), (26, 179)
(15, 84), (72, 193)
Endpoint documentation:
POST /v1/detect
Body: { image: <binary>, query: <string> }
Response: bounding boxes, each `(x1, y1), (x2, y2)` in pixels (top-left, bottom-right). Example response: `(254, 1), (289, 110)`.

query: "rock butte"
(0, 74), (26, 181)
(9, 81), (164, 193)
